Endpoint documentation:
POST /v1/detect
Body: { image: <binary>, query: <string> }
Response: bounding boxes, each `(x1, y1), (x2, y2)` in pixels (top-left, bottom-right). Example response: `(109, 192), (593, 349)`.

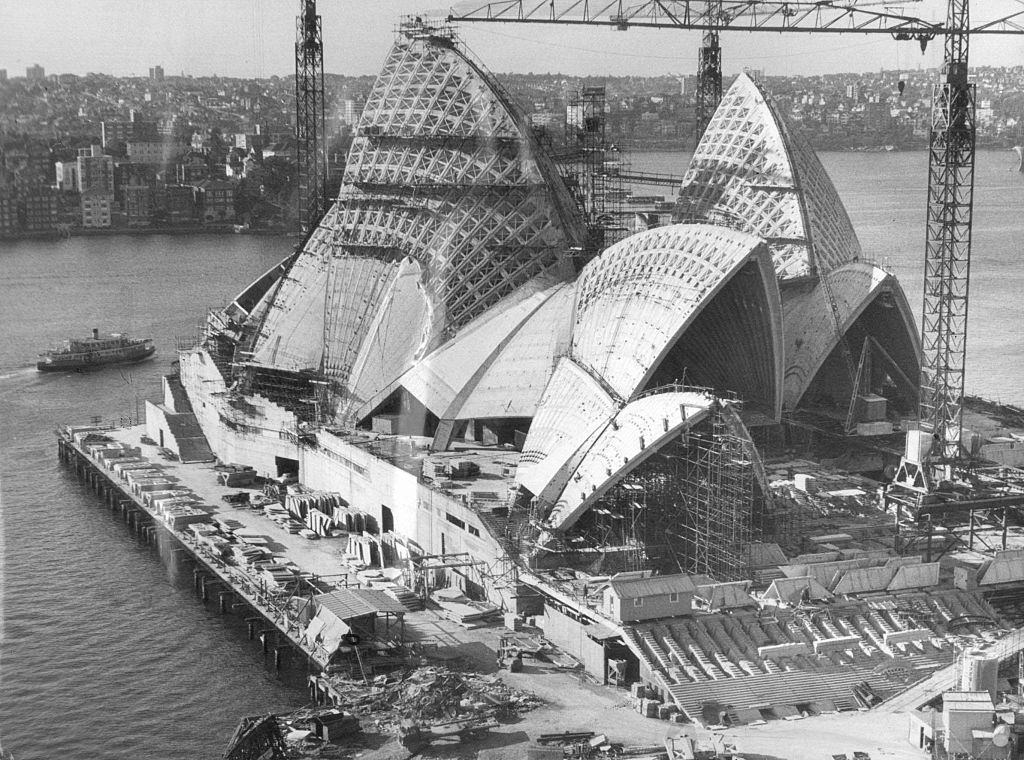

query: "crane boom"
(447, 0), (1024, 35)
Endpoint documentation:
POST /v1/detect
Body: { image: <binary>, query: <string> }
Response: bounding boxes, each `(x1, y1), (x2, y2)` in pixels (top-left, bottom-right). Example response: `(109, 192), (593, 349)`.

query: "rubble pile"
(324, 664), (543, 729)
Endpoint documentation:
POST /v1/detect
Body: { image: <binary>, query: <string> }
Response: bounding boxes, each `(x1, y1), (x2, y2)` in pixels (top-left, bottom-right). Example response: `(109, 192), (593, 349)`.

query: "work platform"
(56, 423), (365, 672)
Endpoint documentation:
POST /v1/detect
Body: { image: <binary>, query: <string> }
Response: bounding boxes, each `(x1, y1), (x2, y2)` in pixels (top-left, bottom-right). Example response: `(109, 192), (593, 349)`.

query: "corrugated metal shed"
(315, 587), (407, 622)
(608, 572), (698, 599)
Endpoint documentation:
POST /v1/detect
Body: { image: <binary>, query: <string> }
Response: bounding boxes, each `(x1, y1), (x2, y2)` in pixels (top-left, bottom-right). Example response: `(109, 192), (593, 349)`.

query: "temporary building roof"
(695, 581), (757, 609)
(315, 587), (407, 622)
(887, 562), (941, 591)
(832, 566), (895, 595)
(608, 573), (699, 599)
(763, 576), (832, 604)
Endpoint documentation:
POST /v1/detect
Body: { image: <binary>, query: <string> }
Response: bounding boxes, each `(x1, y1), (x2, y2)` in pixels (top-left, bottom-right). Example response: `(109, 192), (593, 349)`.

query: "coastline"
(0, 225), (294, 243)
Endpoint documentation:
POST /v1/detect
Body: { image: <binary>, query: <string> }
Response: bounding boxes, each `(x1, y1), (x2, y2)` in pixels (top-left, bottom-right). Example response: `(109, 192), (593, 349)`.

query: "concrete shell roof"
(361, 274), (568, 422)
(781, 261), (920, 410)
(544, 389), (717, 531)
(676, 73), (861, 280)
(516, 356), (618, 501)
(571, 222), (783, 407)
(245, 32), (582, 388)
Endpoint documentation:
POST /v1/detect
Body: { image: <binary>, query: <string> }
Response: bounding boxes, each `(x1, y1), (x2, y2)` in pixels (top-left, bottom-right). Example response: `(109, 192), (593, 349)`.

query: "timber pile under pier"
(56, 423), (330, 673)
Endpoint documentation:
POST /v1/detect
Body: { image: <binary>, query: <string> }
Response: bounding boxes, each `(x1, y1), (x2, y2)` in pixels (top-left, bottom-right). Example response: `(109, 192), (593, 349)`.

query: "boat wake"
(1014, 146), (1024, 173)
(0, 367), (36, 383)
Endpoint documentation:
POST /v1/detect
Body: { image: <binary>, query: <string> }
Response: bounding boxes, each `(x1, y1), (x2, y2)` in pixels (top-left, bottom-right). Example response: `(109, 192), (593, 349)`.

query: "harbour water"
(0, 153), (1023, 758)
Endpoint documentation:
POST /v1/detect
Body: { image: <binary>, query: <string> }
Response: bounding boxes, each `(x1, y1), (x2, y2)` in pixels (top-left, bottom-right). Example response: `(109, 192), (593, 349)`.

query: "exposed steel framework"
(295, 0), (327, 235)
(919, 0), (975, 467)
(564, 85), (626, 256)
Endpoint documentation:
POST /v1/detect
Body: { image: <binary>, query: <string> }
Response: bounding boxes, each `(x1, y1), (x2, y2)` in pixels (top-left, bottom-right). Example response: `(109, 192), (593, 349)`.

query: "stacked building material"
(384, 585), (425, 612)
(284, 490), (348, 520)
(159, 505), (211, 529)
(431, 588), (501, 628)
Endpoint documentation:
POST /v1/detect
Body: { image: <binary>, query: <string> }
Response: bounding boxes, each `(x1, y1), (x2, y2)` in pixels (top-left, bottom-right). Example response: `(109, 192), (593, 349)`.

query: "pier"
(56, 424), (337, 673)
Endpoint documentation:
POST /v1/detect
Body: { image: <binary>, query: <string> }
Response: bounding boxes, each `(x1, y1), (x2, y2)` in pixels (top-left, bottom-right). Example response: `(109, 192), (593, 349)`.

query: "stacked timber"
(431, 588), (500, 628)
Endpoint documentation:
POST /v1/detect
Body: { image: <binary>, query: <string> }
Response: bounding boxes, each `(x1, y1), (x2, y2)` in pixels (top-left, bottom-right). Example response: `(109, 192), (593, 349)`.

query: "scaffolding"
(562, 85), (626, 263)
(560, 403), (760, 581)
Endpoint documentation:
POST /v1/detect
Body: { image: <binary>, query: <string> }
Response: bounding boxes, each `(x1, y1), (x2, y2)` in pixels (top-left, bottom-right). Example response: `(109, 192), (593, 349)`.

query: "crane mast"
(694, 0), (723, 144)
(895, 0), (975, 491)
(296, 0), (327, 236)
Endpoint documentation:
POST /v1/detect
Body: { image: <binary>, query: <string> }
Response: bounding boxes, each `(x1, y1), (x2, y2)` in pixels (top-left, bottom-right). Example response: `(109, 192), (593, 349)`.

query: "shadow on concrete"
(435, 729), (531, 758)
(435, 640), (501, 674)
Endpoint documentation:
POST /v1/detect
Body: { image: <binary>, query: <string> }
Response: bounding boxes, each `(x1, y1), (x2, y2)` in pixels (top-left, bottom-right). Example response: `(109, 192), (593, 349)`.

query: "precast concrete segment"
(676, 73), (861, 280)
(570, 223), (783, 412)
(516, 356), (617, 501)
(245, 31), (583, 389)
(378, 274), (569, 426)
(544, 390), (718, 531)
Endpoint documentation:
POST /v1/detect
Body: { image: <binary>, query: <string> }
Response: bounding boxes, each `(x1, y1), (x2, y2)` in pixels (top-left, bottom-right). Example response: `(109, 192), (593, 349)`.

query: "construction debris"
(314, 663), (542, 734)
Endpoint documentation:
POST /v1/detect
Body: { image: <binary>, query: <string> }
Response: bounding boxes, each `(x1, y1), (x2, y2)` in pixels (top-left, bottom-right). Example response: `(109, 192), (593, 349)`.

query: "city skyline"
(3, 0), (1024, 80)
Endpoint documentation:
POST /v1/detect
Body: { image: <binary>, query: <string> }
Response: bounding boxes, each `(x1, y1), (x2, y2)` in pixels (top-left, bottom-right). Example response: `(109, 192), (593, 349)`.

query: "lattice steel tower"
(695, 0), (723, 145)
(295, 0), (327, 235)
(919, 0), (976, 475)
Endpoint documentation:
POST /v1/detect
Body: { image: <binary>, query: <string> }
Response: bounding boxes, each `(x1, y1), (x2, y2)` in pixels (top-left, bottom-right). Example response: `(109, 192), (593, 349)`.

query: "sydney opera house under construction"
(147, 22), (1022, 721)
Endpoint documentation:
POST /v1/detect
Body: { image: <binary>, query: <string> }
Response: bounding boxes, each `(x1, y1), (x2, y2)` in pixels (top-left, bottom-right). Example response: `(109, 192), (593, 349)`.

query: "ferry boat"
(37, 328), (155, 372)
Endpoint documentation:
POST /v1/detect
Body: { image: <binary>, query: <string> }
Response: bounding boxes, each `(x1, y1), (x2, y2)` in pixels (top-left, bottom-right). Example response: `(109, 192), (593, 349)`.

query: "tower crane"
(894, 0), (975, 491)
(296, 0), (327, 236)
(443, 0), (1024, 493)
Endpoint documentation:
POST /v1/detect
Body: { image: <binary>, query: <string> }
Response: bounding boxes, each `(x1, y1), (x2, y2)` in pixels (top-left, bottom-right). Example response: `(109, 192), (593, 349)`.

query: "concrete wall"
(145, 401), (178, 454)
(542, 603), (607, 681)
(179, 350), (299, 476)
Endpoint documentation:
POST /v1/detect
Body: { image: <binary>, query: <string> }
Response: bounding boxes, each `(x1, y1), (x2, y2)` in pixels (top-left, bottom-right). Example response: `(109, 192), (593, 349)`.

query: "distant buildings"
(76, 146), (115, 194)
(55, 161), (78, 192)
(126, 140), (181, 166)
(22, 187), (60, 231)
(123, 184), (153, 227)
(26, 64), (45, 81)
(192, 179), (235, 223)
(0, 193), (18, 235)
(149, 65), (164, 82)
(80, 187), (113, 228)
(101, 113), (159, 154)
(0, 69), (7, 84)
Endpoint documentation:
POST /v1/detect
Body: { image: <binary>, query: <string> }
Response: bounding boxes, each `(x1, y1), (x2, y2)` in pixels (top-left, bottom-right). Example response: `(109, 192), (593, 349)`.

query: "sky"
(1, 0), (1023, 80)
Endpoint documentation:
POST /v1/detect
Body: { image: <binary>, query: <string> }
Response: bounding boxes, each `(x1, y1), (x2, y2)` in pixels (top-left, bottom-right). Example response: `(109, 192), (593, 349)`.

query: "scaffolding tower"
(675, 403), (755, 580)
(560, 403), (759, 581)
(563, 85), (626, 261)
